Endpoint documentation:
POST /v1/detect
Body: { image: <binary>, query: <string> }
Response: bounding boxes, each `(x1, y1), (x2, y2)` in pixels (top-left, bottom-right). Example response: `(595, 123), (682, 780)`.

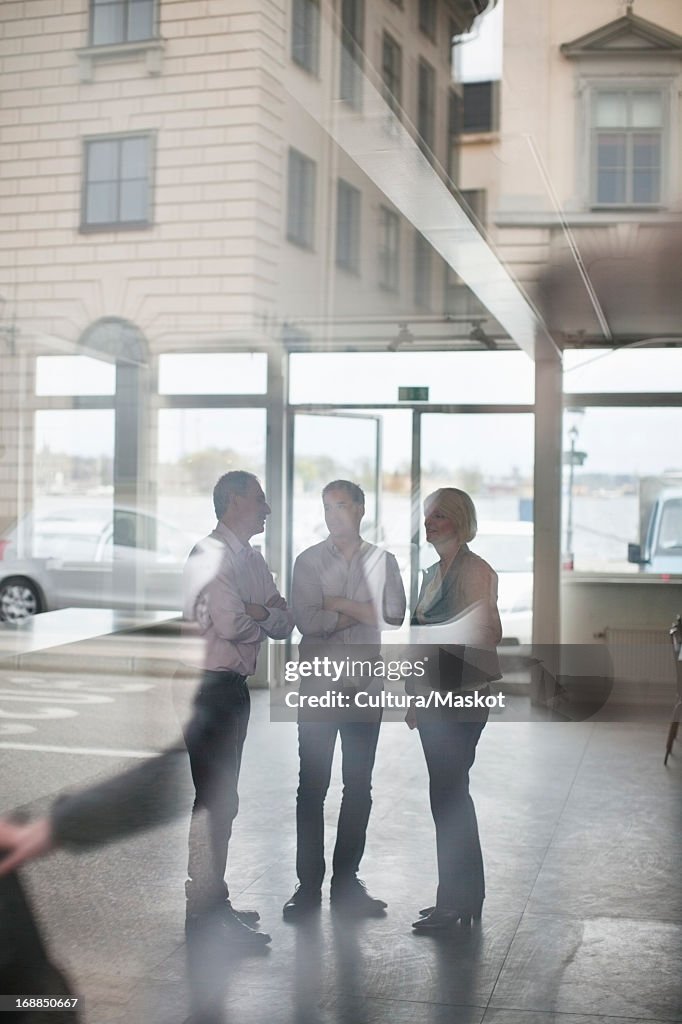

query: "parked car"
(467, 521), (533, 645)
(400, 520), (534, 645)
(0, 507), (196, 623)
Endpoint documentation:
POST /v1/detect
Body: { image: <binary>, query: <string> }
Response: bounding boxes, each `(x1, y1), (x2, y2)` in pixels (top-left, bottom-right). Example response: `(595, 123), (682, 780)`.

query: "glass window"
(91, 0), (155, 46)
(36, 357), (115, 396)
(83, 134), (152, 230)
(593, 88), (664, 207)
(291, 0), (320, 75)
(413, 231), (431, 308)
(30, 411), (114, 567)
(381, 32), (402, 116)
(339, 0), (364, 108)
(287, 148), (316, 249)
(561, 407), (682, 572)
(419, 0), (437, 39)
(378, 205), (400, 291)
(563, 348), (682, 393)
(462, 80), (499, 134)
(289, 351), (535, 405)
(157, 409), (266, 540)
(336, 179), (361, 273)
(158, 353), (267, 395)
(417, 58), (436, 157)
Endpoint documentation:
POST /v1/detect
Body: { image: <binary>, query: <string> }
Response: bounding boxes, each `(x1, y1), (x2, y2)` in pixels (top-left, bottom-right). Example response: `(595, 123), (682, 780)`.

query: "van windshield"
(657, 499), (682, 554)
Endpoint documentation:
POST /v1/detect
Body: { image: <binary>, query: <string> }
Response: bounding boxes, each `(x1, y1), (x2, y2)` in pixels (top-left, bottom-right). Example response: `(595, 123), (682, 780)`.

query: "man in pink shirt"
(183, 471), (294, 947)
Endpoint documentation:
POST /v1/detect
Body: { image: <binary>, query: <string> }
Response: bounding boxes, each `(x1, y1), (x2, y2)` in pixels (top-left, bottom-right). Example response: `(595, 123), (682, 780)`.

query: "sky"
(455, 0), (504, 83)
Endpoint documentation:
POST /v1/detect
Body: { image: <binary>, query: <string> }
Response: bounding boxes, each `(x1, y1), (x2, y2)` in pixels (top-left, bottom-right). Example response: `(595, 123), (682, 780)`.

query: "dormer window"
(561, 9), (682, 213)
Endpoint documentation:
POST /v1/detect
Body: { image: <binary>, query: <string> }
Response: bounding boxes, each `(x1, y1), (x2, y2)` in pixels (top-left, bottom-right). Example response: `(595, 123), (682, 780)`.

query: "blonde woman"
(409, 488), (502, 932)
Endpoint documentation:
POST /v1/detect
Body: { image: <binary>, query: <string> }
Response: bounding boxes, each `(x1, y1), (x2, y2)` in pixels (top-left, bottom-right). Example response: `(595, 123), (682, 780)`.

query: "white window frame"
(89, 0), (157, 47)
(339, 0), (364, 109)
(578, 76), (676, 212)
(378, 206), (400, 292)
(413, 231), (431, 309)
(291, 0), (320, 76)
(81, 131), (154, 232)
(336, 179), (362, 273)
(287, 148), (317, 250)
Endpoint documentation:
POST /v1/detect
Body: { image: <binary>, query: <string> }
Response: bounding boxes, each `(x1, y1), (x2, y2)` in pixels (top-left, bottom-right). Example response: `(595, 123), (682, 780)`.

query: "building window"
(340, 0), (364, 108)
(417, 58), (436, 157)
(382, 32), (402, 116)
(336, 179), (361, 273)
(82, 134), (152, 230)
(378, 206), (400, 291)
(287, 148), (316, 249)
(419, 0), (437, 40)
(414, 231), (431, 308)
(460, 188), (487, 227)
(90, 0), (156, 46)
(592, 88), (664, 207)
(462, 80), (500, 134)
(291, 0), (320, 75)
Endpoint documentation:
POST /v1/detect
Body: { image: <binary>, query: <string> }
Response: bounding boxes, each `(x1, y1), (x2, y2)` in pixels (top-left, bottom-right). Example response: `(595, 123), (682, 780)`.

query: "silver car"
(0, 507), (195, 623)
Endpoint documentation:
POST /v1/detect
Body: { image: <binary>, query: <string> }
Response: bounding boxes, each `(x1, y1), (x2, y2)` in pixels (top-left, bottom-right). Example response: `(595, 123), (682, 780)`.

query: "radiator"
(604, 627), (676, 687)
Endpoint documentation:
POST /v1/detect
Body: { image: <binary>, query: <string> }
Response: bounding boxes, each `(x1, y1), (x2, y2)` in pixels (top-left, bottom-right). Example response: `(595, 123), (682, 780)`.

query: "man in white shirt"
(283, 480), (406, 919)
(183, 471), (294, 947)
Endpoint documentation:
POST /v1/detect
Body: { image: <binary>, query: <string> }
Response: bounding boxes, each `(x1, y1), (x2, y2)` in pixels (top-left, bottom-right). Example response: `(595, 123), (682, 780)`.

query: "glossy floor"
(19, 690), (682, 1024)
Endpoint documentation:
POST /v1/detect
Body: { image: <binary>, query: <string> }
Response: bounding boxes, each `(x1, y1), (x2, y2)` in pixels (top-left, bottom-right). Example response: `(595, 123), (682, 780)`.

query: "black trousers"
(417, 715), (487, 912)
(184, 670), (250, 911)
(296, 717), (381, 889)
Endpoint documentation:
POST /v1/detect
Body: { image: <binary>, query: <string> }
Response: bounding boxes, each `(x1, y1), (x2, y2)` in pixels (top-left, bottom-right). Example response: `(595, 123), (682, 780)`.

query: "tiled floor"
(22, 692), (682, 1024)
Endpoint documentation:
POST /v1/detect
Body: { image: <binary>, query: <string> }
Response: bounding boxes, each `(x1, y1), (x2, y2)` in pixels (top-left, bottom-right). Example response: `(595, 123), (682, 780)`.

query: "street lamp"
(563, 423), (587, 570)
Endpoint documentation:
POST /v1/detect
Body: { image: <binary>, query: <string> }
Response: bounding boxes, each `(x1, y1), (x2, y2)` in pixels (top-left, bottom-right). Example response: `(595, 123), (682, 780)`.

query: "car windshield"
(470, 533), (534, 572)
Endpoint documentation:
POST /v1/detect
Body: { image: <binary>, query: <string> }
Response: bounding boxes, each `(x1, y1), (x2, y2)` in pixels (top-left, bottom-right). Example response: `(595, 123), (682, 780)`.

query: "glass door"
(289, 412), (382, 570)
(418, 412), (534, 644)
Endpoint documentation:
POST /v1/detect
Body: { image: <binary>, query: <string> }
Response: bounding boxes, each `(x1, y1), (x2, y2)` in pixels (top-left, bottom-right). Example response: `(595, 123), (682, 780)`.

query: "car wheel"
(0, 577), (42, 623)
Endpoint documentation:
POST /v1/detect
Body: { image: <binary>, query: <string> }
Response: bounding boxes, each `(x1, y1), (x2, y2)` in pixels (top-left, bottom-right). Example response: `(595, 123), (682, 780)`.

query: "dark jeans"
(184, 670), (250, 911)
(418, 716), (487, 912)
(296, 717), (381, 889)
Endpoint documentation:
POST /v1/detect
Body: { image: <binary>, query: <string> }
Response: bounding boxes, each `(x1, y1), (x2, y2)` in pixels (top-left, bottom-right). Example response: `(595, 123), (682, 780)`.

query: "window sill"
(286, 235), (315, 252)
(79, 220), (153, 234)
(76, 39), (165, 83)
(460, 131), (500, 144)
(590, 204), (665, 213)
(291, 57), (320, 79)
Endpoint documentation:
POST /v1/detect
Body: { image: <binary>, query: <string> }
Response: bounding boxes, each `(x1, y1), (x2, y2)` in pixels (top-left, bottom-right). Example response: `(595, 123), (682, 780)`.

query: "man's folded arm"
(291, 556), (339, 637)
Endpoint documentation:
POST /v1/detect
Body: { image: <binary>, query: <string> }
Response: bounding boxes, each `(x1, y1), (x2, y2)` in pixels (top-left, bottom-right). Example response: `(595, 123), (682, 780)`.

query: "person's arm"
(323, 595), (377, 626)
(253, 594), (295, 640)
(0, 746), (190, 875)
(0, 818), (53, 875)
(183, 539), (264, 641)
(381, 553), (407, 628)
(461, 561), (503, 648)
(291, 554), (343, 638)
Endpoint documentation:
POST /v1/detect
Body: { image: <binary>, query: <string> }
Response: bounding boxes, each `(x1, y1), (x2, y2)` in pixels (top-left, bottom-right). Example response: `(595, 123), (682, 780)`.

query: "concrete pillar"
(532, 350), (563, 646)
